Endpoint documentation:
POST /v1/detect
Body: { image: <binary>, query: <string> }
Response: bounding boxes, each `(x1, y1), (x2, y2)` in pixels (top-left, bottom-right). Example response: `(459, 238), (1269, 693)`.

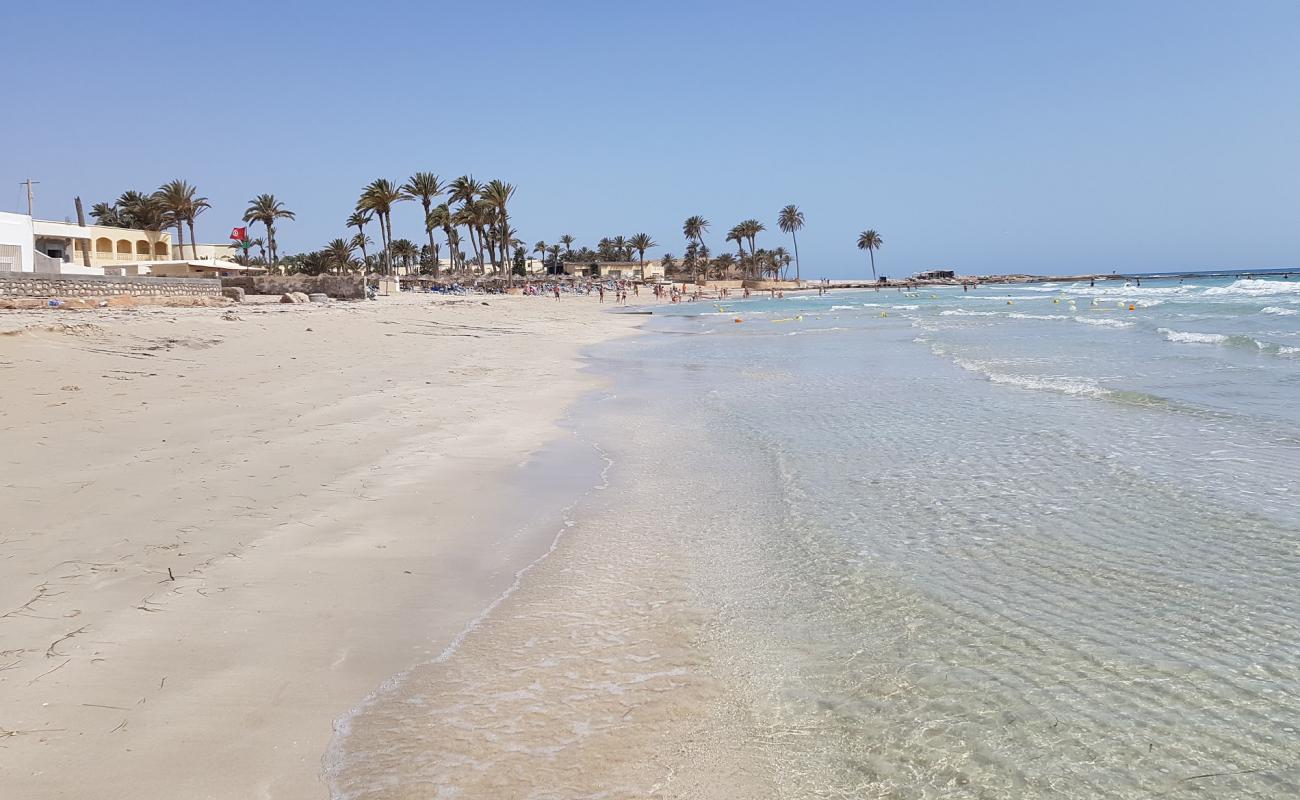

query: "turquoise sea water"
(583, 276), (1300, 796)
(328, 276), (1299, 799)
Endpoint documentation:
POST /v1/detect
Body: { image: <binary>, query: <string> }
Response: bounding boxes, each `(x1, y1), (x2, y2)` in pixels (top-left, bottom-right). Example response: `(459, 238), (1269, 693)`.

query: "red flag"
(229, 226), (247, 241)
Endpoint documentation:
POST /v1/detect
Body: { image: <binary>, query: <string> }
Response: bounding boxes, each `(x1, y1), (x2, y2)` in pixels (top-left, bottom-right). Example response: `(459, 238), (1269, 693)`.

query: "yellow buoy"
(1128, 304), (1135, 311)
(1007, 300), (1013, 305)
(734, 318), (743, 323)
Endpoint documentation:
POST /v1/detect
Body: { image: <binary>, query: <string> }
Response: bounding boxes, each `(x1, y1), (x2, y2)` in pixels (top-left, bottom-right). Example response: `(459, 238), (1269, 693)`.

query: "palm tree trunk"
(187, 220), (199, 260)
(422, 200), (439, 278)
(501, 214), (511, 285)
(356, 228), (369, 265)
(792, 231), (800, 281)
(267, 222), (276, 272)
(468, 226), (483, 272)
(384, 213), (395, 276)
(869, 248), (877, 280)
(174, 221), (185, 264)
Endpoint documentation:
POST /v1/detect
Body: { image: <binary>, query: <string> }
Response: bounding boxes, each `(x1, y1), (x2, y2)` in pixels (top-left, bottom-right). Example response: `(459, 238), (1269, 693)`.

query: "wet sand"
(0, 294), (642, 799)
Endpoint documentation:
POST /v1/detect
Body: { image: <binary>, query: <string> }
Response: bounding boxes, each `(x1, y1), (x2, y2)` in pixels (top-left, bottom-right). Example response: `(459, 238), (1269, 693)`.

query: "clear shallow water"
(329, 277), (1300, 798)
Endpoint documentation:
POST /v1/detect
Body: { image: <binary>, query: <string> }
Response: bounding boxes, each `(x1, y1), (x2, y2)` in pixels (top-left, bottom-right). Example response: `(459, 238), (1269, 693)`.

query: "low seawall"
(0, 272), (221, 299)
(222, 275), (365, 300)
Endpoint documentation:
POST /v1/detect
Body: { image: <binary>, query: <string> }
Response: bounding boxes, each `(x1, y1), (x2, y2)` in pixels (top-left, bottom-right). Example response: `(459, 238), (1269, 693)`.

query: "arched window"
(116, 240), (132, 260)
(95, 237), (113, 257)
(154, 241), (169, 259)
(137, 241), (151, 259)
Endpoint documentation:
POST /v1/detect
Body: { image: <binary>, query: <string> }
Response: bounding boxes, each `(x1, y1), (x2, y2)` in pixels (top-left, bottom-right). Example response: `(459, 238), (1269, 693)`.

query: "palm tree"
(726, 225), (746, 259)
(778, 205), (805, 281)
(661, 252), (676, 275)
(154, 180), (210, 259)
(683, 216), (709, 284)
(243, 194), (295, 271)
(428, 203), (457, 273)
(533, 240), (548, 273)
(712, 252), (735, 279)
(358, 179), (406, 276)
(113, 190), (168, 231)
(740, 219), (765, 265)
(547, 244), (562, 273)
(186, 197), (210, 260)
(390, 238), (419, 274)
(609, 235), (629, 262)
(774, 247), (792, 280)
(449, 175), (482, 271)
(350, 233), (372, 268)
(628, 233), (657, 281)
(323, 238), (356, 273)
(347, 211), (372, 263)
(857, 229), (883, 280)
(482, 180), (516, 283)
(403, 173), (444, 276)
(559, 234), (575, 255)
(90, 201), (123, 227)
(474, 199), (499, 270)
(452, 204), (482, 271)
(154, 182), (189, 260)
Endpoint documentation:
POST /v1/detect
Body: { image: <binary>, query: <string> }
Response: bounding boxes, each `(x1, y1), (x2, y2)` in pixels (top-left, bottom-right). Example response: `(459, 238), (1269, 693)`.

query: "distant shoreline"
(821, 268), (1295, 290)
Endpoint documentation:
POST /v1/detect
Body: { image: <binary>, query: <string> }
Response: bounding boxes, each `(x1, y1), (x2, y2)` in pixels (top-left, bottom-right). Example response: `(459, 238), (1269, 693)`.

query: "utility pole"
(20, 178), (39, 216)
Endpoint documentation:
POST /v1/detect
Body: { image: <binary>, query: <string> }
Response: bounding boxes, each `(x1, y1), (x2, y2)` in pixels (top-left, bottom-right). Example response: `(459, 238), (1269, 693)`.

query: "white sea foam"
(952, 357), (1110, 397)
(1262, 306), (1299, 316)
(830, 305), (857, 311)
(940, 309), (998, 317)
(1073, 316), (1134, 328)
(1008, 312), (1068, 321)
(891, 304), (919, 310)
(786, 327), (845, 336)
(1158, 328), (1229, 344)
(1204, 279), (1300, 297)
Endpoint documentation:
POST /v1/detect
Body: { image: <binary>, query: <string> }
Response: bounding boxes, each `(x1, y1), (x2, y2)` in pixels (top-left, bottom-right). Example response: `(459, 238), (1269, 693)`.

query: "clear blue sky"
(5, 0), (1298, 277)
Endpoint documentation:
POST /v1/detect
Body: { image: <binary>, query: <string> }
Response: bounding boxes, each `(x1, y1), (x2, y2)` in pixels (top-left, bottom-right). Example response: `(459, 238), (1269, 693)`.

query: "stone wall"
(742, 279), (806, 290)
(221, 274), (366, 300)
(0, 272), (221, 298)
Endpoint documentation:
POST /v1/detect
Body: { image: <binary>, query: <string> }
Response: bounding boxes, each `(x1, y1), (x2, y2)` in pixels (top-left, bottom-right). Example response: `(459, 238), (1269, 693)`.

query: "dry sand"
(0, 294), (645, 799)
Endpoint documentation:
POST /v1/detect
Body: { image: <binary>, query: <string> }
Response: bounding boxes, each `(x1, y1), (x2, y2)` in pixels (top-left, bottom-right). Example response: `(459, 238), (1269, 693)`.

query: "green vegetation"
(89, 178), (875, 282)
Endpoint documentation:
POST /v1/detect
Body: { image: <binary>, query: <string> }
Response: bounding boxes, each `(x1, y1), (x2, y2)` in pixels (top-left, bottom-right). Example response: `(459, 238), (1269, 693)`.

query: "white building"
(0, 211), (260, 277)
(0, 212), (36, 273)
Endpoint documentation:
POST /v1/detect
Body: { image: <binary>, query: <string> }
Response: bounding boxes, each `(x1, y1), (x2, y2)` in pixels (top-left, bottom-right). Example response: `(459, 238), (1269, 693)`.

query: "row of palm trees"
(97, 178), (885, 282)
(90, 180), (210, 259)
(679, 209), (884, 283)
(679, 208), (806, 284)
(659, 247), (795, 282)
(342, 174), (518, 281)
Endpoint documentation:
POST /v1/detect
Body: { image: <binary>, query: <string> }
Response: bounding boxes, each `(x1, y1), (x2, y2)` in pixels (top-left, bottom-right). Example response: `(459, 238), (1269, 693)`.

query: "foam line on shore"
(321, 431), (616, 799)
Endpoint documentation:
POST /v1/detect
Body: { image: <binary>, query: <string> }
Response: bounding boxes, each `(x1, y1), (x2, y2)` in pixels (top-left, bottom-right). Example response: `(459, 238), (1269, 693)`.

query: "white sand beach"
(0, 295), (643, 799)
